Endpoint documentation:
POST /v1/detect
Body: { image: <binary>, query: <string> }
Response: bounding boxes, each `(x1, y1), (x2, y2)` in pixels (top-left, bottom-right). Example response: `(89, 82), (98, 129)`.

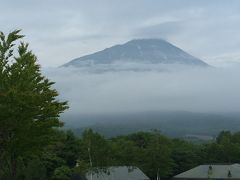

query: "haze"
(2, 0), (240, 118)
(44, 65), (240, 115)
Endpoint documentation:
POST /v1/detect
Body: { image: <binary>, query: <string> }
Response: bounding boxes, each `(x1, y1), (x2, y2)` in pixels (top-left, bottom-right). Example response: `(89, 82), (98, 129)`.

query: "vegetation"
(1, 30), (240, 180)
(0, 30), (68, 179)
(1, 127), (239, 180)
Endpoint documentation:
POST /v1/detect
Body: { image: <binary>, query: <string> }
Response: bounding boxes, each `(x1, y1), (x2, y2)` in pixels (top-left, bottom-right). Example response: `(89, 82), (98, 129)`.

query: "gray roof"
(174, 164), (240, 179)
(86, 166), (150, 180)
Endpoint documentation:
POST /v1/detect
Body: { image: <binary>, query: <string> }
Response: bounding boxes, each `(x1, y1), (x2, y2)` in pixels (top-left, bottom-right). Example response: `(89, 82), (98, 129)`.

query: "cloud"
(44, 65), (240, 115)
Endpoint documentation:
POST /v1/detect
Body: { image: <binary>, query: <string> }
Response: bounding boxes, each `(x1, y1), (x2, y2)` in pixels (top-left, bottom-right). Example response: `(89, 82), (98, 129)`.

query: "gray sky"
(1, 0), (240, 67)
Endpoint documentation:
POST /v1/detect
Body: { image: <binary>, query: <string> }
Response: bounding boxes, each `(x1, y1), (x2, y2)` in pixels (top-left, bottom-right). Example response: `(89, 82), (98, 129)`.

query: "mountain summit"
(63, 39), (208, 67)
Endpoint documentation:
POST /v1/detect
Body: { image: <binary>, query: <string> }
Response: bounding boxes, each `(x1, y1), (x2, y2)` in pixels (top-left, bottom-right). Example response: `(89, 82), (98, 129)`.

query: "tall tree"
(56, 130), (81, 168)
(0, 30), (68, 179)
(79, 129), (112, 172)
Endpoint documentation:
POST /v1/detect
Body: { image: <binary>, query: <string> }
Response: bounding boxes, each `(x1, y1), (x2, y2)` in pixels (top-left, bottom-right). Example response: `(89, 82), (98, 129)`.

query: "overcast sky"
(1, 0), (240, 67)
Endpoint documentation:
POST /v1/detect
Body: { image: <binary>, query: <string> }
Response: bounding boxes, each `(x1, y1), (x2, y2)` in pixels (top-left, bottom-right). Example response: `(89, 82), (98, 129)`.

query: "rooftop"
(173, 164), (240, 179)
(86, 166), (150, 180)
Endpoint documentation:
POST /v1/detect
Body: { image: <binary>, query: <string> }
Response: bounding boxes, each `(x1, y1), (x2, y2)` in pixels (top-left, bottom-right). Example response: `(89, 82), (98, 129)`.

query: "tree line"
(2, 127), (240, 180)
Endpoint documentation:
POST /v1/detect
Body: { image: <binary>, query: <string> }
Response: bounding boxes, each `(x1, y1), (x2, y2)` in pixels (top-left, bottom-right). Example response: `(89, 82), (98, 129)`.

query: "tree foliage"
(0, 30), (68, 179)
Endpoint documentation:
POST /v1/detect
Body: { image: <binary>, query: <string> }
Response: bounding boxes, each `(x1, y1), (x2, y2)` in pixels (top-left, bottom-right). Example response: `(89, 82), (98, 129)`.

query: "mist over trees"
(1, 31), (240, 180)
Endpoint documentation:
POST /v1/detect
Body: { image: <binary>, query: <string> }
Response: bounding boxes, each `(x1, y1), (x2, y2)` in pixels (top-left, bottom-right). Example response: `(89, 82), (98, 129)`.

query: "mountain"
(63, 39), (209, 67)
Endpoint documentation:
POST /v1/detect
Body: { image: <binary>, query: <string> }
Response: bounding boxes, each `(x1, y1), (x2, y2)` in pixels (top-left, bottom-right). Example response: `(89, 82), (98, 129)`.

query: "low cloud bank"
(43, 64), (240, 115)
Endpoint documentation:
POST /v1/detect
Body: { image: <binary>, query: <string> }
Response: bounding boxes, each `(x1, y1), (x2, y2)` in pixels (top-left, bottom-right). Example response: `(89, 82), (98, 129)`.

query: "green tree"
(171, 139), (203, 176)
(52, 166), (72, 180)
(41, 148), (66, 179)
(111, 132), (173, 179)
(204, 131), (240, 163)
(57, 130), (81, 168)
(0, 30), (68, 179)
(79, 129), (112, 173)
(141, 132), (173, 179)
(110, 137), (141, 166)
(23, 157), (47, 180)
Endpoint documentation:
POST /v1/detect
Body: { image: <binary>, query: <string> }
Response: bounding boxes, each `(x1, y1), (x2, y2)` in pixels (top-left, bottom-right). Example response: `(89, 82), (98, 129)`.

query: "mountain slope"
(63, 39), (209, 67)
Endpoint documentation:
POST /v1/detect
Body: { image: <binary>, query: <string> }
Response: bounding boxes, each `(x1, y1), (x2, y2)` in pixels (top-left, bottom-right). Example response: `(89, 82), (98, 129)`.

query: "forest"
(2, 128), (240, 180)
(1, 30), (240, 180)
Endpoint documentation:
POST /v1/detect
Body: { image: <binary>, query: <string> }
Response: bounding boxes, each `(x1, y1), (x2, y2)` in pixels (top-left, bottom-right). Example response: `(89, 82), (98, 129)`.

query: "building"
(85, 166), (150, 180)
(173, 164), (240, 180)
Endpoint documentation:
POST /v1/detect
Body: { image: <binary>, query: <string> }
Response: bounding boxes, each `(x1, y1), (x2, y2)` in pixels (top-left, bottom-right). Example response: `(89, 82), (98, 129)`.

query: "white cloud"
(44, 65), (240, 115)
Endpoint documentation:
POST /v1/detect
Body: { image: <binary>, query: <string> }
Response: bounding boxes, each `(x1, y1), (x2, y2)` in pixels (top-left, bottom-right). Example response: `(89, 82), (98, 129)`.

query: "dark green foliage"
(0, 30), (68, 179)
(171, 139), (203, 175)
(79, 129), (113, 170)
(52, 166), (72, 180)
(204, 131), (240, 163)
(23, 157), (47, 180)
(111, 137), (140, 166)
(42, 150), (66, 178)
(110, 132), (173, 179)
(74, 130), (240, 180)
(57, 131), (81, 168)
